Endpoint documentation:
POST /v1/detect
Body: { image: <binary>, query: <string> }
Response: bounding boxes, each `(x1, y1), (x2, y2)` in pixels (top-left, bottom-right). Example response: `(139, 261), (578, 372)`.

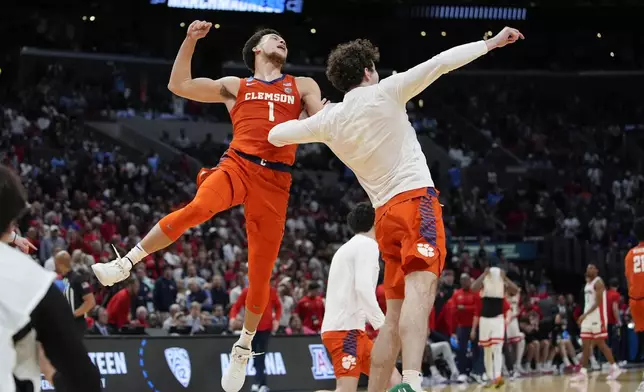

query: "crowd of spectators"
(4, 49), (642, 386)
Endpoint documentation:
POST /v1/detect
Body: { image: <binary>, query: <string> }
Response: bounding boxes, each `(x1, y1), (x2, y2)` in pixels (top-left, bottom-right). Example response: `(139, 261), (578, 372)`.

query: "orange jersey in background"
(626, 242), (644, 331)
(229, 75), (302, 165)
(625, 242), (644, 300)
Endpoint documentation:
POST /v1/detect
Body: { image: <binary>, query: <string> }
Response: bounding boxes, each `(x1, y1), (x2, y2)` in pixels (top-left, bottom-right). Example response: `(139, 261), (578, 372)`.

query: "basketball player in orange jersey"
(91, 20), (324, 392)
(625, 220), (644, 389)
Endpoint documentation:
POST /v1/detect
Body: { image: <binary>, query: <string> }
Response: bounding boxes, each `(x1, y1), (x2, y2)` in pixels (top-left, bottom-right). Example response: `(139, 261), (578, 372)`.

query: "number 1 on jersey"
(268, 101), (275, 122)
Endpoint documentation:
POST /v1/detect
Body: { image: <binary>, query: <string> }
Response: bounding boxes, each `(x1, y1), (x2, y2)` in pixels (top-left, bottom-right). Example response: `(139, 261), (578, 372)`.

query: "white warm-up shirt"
(321, 234), (385, 333)
(0, 243), (56, 392)
(269, 41), (489, 208)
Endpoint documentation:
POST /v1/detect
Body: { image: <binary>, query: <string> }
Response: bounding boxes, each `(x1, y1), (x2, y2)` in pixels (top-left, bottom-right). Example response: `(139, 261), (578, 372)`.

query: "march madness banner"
(41, 335), (337, 392)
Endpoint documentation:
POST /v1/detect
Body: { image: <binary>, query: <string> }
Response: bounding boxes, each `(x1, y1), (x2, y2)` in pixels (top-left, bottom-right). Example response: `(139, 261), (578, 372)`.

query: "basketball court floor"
(351, 368), (644, 392)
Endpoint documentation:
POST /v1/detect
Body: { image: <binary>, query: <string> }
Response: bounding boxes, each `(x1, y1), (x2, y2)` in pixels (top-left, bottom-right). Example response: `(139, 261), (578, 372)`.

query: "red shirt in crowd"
(446, 288), (479, 331)
(107, 288), (133, 329)
(296, 294), (325, 332)
(100, 221), (117, 242)
(606, 288), (621, 325)
(230, 287), (282, 332)
(520, 303), (543, 320)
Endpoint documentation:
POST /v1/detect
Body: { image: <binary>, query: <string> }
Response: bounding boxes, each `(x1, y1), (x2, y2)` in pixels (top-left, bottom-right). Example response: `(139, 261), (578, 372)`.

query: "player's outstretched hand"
(14, 234), (37, 253)
(187, 20), (212, 41)
(488, 27), (524, 49)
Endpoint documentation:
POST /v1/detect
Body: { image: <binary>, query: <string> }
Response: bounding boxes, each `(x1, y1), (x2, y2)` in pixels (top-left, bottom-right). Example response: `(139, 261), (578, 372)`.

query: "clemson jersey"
(625, 243), (644, 299)
(229, 74), (302, 165)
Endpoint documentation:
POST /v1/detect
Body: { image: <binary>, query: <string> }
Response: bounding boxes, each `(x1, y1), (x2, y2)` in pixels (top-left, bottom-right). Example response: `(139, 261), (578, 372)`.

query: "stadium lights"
(180, 22), (185, 27)
(82, 16), (87, 21)
(597, 33), (602, 38)
(441, 31), (447, 37)
(418, 99), (424, 108)
(310, 28), (316, 34)
(89, 16), (96, 21)
(420, 31), (426, 37)
(214, 23), (221, 29)
(610, 52), (615, 57)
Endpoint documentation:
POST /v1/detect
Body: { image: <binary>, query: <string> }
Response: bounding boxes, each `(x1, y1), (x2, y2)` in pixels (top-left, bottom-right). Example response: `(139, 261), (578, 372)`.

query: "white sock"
(563, 355), (571, 367)
(515, 340), (525, 369)
(237, 327), (255, 348)
(572, 355), (579, 365)
(484, 347), (494, 380)
(493, 344), (503, 379)
(430, 366), (440, 377)
(124, 243), (148, 265)
(402, 370), (422, 391)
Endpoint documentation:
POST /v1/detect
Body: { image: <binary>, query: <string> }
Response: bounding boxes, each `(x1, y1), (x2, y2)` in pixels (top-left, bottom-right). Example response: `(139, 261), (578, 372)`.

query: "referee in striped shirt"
(55, 251), (96, 337)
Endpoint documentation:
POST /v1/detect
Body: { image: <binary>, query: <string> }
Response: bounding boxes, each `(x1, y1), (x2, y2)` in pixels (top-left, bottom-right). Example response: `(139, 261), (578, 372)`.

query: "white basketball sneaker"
(91, 245), (133, 286)
(222, 344), (252, 392)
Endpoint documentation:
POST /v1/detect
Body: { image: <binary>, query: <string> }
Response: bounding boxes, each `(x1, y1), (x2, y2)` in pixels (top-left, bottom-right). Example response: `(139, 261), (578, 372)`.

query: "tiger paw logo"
(341, 355), (357, 370)
(417, 243), (435, 258)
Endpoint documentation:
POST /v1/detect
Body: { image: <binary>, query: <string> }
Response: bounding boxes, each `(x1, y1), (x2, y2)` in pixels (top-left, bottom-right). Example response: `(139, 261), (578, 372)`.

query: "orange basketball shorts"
(630, 299), (644, 332)
(375, 187), (446, 300)
(322, 330), (373, 379)
(194, 149), (291, 312)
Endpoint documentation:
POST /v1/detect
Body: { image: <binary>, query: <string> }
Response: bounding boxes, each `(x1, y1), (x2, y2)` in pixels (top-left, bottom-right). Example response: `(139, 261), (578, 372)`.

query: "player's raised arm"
(379, 27), (524, 104)
(168, 20), (239, 103)
(296, 77), (324, 116)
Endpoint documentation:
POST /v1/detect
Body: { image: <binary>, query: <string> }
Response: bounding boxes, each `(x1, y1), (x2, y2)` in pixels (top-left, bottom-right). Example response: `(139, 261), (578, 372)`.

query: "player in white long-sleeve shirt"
(321, 203), (401, 392)
(269, 27), (523, 392)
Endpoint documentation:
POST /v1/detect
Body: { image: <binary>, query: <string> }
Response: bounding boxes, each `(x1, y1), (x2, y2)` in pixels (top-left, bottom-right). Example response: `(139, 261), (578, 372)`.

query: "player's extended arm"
(296, 77), (324, 116)
(267, 109), (327, 147)
(502, 271), (520, 294)
(355, 250), (386, 329)
(167, 20), (239, 103)
(471, 269), (489, 292)
(379, 27), (524, 104)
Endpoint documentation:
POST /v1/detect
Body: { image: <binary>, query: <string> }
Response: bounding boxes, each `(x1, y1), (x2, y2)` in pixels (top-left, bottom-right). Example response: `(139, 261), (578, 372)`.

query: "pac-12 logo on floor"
(165, 347), (192, 388)
(308, 344), (335, 380)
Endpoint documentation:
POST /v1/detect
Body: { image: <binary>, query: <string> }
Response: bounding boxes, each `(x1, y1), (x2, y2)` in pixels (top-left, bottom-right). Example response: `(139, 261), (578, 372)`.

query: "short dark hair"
(242, 28), (282, 72)
(609, 277), (619, 288)
(326, 39), (380, 93)
(347, 202), (375, 234)
(0, 165), (27, 235)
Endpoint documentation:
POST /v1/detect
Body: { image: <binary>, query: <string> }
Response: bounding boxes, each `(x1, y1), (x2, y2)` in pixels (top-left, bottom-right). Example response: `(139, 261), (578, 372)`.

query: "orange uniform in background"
(322, 330), (373, 378)
(161, 75), (302, 314)
(625, 242), (644, 332)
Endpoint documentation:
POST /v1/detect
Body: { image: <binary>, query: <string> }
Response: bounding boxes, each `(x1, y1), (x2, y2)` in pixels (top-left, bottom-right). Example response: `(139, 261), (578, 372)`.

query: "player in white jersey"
(471, 267), (518, 388)
(320, 202), (401, 392)
(571, 264), (622, 381)
(269, 27), (524, 392)
(0, 165), (101, 392)
(505, 287), (526, 375)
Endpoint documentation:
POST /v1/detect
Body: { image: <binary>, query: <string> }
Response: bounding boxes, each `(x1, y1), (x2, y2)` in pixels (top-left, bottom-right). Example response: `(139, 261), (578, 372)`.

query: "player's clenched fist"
(488, 27), (524, 49)
(187, 20), (212, 40)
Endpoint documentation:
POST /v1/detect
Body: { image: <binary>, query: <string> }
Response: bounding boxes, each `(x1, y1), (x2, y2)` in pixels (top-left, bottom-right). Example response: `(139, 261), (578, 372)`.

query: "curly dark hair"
(326, 39), (380, 93)
(347, 202), (375, 234)
(242, 28), (282, 72)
